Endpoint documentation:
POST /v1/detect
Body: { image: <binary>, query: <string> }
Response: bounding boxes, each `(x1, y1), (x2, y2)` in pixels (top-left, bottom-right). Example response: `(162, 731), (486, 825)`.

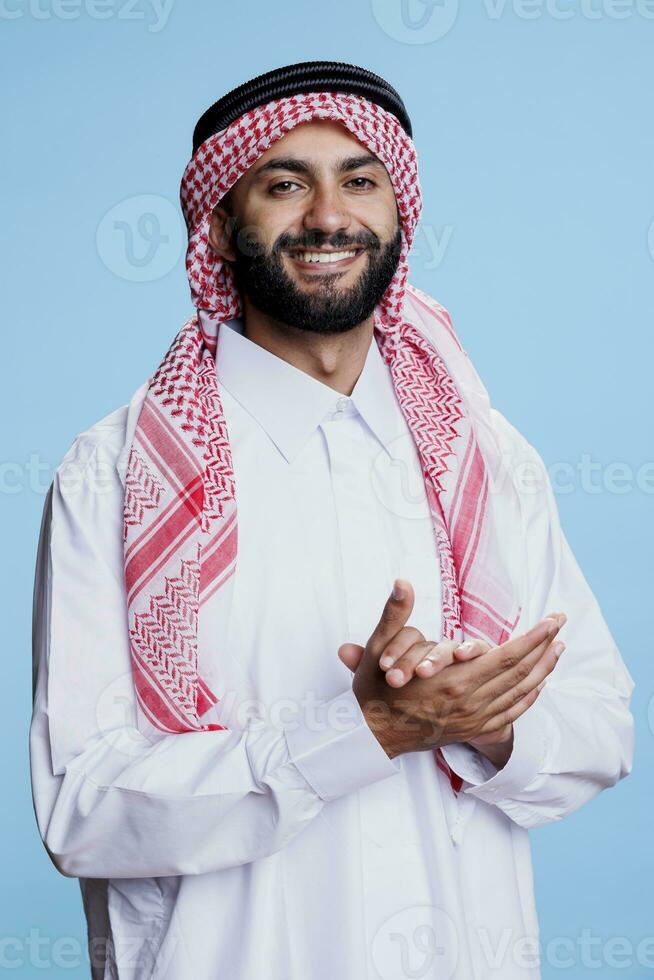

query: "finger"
(386, 640), (459, 688)
(366, 579), (415, 661)
(414, 640), (460, 678)
(466, 617), (563, 691)
(379, 627), (425, 671)
(457, 615), (565, 665)
(480, 638), (565, 718)
(452, 639), (492, 661)
(338, 643), (365, 672)
(544, 611), (567, 629)
(475, 674), (549, 736)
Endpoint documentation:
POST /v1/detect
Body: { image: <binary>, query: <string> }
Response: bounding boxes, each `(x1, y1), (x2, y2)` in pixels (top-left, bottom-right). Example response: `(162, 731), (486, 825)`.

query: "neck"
(240, 295), (375, 397)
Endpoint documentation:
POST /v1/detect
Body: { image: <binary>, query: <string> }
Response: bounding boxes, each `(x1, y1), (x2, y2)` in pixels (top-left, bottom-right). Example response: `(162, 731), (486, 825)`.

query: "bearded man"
(30, 61), (635, 980)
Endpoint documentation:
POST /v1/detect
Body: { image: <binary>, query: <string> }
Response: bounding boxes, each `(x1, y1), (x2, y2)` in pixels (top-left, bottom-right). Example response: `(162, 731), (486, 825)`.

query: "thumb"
(338, 642), (365, 672)
(364, 579), (415, 665)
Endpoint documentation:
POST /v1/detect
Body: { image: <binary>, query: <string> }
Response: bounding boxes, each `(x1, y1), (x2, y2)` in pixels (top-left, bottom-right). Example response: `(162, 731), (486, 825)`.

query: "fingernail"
(547, 620), (560, 637)
(417, 658), (434, 671)
(457, 642), (475, 654)
(386, 668), (403, 685)
(380, 655), (394, 668)
(551, 641), (565, 658)
(392, 580), (404, 600)
(536, 680), (547, 692)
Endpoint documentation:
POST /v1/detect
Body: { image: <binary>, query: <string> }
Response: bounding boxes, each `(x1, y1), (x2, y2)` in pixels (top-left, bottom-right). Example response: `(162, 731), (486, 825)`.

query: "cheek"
(242, 199), (303, 249)
(356, 198), (400, 242)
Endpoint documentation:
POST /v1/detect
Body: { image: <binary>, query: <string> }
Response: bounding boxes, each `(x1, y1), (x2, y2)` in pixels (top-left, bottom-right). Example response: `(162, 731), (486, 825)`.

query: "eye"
(347, 177), (375, 189)
(270, 180), (302, 195)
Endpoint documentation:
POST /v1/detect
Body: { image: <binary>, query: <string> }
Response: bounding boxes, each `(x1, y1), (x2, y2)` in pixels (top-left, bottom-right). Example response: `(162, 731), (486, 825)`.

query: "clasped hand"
(338, 580), (566, 762)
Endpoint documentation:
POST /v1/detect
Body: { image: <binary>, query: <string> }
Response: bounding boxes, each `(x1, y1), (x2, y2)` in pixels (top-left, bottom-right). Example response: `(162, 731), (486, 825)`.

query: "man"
(30, 61), (634, 979)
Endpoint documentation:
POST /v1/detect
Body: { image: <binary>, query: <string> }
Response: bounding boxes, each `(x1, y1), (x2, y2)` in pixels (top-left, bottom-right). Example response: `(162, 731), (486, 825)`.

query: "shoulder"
(53, 381), (149, 490)
(488, 406), (536, 459)
(47, 382), (149, 544)
(487, 407), (553, 493)
(57, 405), (128, 478)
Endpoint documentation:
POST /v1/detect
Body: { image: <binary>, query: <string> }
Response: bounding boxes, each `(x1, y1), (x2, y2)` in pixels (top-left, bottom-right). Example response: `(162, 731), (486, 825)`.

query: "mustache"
(274, 230), (381, 253)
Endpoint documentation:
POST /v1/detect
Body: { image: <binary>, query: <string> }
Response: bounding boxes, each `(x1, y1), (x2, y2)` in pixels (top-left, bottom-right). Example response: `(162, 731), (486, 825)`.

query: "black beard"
(227, 223), (403, 336)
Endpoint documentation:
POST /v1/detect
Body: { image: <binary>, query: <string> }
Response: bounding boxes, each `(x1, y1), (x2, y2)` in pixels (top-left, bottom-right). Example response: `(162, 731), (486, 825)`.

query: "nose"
(301, 183), (352, 239)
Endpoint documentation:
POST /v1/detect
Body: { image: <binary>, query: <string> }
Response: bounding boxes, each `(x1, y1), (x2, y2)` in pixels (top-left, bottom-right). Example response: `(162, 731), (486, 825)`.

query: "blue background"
(3, 1), (652, 976)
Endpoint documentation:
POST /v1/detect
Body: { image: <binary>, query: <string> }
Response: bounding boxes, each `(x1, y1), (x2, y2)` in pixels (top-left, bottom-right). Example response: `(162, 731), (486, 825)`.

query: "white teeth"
(295, 250), (358, 264)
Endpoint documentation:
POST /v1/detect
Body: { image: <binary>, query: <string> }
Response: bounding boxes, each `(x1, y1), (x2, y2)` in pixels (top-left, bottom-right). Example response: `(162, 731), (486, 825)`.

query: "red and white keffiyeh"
(123, 91), (521, 795)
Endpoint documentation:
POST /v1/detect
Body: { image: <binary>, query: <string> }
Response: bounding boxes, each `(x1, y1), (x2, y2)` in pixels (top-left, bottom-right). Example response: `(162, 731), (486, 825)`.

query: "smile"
(287, 248), (365, 270)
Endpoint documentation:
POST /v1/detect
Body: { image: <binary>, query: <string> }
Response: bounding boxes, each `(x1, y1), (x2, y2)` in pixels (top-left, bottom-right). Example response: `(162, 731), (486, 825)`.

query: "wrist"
(361, 703), (401, 759)
(468, 728), (514, 770)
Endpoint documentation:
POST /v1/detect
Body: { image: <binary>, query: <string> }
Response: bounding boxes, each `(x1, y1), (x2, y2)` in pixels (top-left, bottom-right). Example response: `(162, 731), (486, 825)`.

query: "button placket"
(320, 414), (413, 967)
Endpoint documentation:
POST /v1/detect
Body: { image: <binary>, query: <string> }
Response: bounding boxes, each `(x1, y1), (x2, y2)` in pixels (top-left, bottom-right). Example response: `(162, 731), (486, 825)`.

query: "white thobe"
(30, 316), (635, 980)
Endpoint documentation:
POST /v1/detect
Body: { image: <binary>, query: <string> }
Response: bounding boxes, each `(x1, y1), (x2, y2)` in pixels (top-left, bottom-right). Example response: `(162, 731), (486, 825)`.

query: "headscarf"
(123, 85), (521, 797)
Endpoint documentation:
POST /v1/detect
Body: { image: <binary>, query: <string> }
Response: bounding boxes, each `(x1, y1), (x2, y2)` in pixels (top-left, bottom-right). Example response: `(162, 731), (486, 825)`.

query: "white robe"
(30, 316), (635, 979)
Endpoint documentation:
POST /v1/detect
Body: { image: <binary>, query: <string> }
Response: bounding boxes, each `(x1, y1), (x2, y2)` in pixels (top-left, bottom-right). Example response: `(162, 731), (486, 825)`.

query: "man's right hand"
(347, 580), (566, 760)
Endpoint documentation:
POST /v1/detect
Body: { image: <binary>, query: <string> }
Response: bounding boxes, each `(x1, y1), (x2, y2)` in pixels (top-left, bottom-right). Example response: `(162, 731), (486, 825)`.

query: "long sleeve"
(29, 429), (401, 881)
(440, 410), (635, 829)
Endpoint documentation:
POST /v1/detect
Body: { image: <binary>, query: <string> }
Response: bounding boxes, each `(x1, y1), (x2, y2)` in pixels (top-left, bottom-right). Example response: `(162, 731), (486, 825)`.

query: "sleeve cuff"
(439, 696), (557, 805)
(283, 686), (401, 802)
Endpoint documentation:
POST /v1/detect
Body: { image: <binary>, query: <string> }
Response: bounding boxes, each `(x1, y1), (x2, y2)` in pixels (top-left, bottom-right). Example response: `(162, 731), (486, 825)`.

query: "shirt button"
(335, 396), (349, 413)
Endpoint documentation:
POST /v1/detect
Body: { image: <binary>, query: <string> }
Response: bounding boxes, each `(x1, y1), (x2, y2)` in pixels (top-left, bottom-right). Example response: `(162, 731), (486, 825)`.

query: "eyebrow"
(252, 153), (386, 180)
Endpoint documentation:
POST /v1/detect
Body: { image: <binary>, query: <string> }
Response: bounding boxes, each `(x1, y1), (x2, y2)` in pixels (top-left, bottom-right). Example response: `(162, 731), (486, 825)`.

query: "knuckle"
(508, 684), (526, 708)
(415, 641), (438, 662)
(439, 641), (459, 659)
(512, 660), (532, 684)
(383, 641), (403, 662)
(493, 711), (510, 731)
(499, 652), (519, 671)
(444, 679), (466, 699)
(379, 606), (397, 628)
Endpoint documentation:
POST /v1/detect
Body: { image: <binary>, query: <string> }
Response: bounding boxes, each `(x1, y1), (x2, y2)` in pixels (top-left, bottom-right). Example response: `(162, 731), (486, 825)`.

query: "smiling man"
(30, 61), (635, 980)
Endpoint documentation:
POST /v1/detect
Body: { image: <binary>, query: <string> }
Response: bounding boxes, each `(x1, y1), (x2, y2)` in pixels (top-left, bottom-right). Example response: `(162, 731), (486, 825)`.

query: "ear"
(208, 205), (238, 262)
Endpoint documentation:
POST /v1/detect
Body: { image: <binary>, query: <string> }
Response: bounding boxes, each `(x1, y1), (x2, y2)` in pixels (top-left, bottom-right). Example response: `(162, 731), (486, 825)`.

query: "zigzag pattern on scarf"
(129, 556), (203, 729)
(124, 449), (165, 534)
